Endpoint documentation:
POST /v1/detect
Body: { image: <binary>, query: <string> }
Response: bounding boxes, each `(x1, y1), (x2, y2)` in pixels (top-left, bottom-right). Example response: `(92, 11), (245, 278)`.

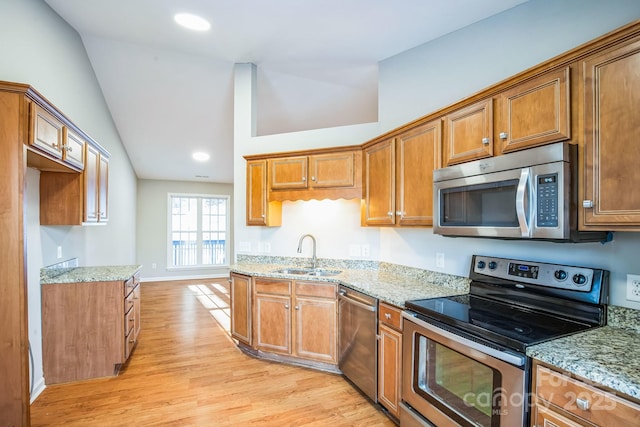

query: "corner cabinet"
(531, 361), (640, 427)
(580, 35), (640, 230)
(251, 277), (338, 365)
(42, 271), (141, 384)
(363, 119), (441, 226)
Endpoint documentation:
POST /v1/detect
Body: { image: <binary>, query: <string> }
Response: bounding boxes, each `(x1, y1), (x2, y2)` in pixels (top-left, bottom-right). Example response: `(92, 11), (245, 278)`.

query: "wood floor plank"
(30, 279), (394, 426)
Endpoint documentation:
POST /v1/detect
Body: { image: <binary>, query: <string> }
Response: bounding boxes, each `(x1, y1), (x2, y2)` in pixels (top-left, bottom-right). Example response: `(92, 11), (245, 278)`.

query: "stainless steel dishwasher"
(338, 285), (378, 402)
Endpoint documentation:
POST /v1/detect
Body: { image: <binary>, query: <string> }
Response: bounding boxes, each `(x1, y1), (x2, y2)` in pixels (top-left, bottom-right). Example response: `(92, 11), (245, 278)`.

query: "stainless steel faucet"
(297, 234), (317, 269)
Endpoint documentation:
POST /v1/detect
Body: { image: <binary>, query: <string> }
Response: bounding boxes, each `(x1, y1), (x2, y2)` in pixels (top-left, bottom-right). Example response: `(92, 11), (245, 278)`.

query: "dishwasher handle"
(338, 290), (377, 312)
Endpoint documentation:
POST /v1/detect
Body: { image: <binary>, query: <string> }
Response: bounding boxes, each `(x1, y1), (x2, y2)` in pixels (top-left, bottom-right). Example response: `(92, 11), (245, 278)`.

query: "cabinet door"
(499, 67), (571, 154)
(254, 293), (291, 354)
(84, 143), (100, 222)
(63, 127), (86, 170)
(378, 323), (402, 419)
(533, 403), (584, 427)
(98, 154), (109, 222)
(230, 273), (252, 345)
(269, 156), (308, 189)
(396, 120), (441, 226)
(309, 152), (355, 188)
(443, 98), (493, 166)
(30, 103), (63, 159)
(581, 38), (640, 229)
(294, 296), (336, 363)
(246, 160), (282, 226)
(364, 138), (396, 225)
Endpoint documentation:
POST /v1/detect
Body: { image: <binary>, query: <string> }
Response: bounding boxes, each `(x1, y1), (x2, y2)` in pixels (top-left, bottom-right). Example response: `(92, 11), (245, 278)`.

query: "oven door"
(402, 313), (526, 427)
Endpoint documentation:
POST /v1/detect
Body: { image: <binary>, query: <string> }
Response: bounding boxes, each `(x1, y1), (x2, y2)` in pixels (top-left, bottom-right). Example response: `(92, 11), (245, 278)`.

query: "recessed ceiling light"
(192, 152), (210, 162)
(174, 13), (211, 32)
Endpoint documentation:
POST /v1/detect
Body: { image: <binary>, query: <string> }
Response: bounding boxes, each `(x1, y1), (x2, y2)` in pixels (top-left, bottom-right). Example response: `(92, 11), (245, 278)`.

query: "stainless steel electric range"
(401, 255), (609, 427)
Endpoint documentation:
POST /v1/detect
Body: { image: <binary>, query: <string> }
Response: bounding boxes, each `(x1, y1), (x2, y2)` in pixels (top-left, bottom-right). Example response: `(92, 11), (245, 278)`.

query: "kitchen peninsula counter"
(41, 264), (142, 284)
(527, 305), (640, 401)
(231, 255), (469, 307)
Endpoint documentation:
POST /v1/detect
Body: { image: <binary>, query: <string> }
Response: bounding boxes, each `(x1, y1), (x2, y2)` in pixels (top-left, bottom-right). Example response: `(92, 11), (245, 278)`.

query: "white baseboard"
(140, 273), (230, 282)
(30, 378), (46, 404)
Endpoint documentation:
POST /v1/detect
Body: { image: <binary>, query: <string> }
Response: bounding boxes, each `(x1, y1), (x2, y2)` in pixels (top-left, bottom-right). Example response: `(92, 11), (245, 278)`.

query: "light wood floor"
(30, 279), (394, 426)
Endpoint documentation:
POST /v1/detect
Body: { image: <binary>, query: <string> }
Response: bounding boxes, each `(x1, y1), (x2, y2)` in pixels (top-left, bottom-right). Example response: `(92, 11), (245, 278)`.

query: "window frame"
(166, 192), (230, 270)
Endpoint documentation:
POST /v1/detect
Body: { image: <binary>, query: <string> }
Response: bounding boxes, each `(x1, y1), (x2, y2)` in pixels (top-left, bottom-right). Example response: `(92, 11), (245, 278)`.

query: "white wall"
(233, 0), (640, 310)
(136, 179), (234, 280)
(1, 0), (138, 393)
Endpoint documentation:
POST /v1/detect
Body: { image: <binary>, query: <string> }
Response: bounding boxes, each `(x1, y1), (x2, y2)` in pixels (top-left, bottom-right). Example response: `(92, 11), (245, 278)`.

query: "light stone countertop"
(527, 305), (640, 401)
(41, 265), (142, 284)
(231, 255), (470, 308)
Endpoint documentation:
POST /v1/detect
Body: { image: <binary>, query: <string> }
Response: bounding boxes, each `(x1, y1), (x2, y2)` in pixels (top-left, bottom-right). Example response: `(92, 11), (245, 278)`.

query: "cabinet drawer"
(124, 291), (135, 313)
(124, 304), (135, 336)
(295, 281), (336, 299)
(536, 365), (640, 426)
(124, 273), (140, 297)
(254, 279), (291, 295)
(379, 302), (402, 330)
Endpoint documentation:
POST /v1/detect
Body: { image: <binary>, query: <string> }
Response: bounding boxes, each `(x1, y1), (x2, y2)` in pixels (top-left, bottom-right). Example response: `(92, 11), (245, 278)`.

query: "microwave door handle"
(516, 168), (532, 237)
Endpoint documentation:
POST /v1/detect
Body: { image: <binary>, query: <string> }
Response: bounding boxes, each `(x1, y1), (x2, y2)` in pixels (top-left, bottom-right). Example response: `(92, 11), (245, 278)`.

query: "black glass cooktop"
(405, 294), (594, 353)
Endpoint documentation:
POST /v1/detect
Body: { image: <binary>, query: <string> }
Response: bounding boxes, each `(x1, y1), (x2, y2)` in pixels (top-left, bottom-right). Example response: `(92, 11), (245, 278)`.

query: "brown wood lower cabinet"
(42, 273), (141, 384)
(230, 273), (252, 345)
(532, 361), (640, 427)
(252, 277), (337, 365)
(378, 302), (403, 419)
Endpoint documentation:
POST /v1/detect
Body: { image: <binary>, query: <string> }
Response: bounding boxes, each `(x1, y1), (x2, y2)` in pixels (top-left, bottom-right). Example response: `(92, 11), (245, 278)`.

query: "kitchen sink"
(271, 267), (341, 277)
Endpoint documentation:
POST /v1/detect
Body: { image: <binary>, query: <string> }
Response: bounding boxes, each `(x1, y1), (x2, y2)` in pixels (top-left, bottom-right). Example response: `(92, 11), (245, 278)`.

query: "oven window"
(440, 180), (519, 227)
(416, 335), (501, 427)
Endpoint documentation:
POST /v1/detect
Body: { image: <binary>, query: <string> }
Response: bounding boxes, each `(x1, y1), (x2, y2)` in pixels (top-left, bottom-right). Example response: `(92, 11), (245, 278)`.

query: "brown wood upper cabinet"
(443, 98), (493, 166)
(246, 159), (282, 227)
(497, 67), (571, 154)
(363, 119), (441, 226)
(580, 35), (640, 230)
(269, 151), (357, 191)
(84, 144), (109, 223)
(443, 67), (571, 166)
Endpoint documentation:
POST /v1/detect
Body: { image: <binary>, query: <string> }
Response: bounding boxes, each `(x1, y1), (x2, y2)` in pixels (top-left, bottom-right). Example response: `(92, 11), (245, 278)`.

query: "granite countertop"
(231, 255), (470, 307)
(527, 305), (640, 401)
(41, 265), (142, 284)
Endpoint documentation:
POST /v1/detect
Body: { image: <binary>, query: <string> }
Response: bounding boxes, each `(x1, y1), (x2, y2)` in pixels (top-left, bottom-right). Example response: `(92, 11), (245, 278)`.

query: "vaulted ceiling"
(44, 0), (528, 183)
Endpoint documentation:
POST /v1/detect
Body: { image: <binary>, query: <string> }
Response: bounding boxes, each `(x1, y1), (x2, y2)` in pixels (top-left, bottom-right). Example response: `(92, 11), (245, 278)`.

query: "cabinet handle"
(576, 397), (590, 411)
(52, 143), (59, 149)
(481, 137), (490, 145)
(499, 132), (508, 140)
(387, 212), (393, 216)
(130, 318), (135, 322)
(261, 214), (265, 218)
(385, 313), (391, 319)
(285, 304), (289, 309)
(396, 211), (403, 216)
(582, 200), (594, 208)
(295, 305), (299, 310)
(311, 176), (316, 181)
(301, 176), (306, 182)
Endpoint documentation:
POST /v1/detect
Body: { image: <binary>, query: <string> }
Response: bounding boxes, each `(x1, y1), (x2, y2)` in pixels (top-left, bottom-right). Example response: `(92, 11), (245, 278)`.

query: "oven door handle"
(516, 167), (533, 238)
(402, 311), (526, 367)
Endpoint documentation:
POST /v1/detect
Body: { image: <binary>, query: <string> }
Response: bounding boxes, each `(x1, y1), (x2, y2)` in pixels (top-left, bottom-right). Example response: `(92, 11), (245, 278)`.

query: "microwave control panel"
(536, 173), (558, 227)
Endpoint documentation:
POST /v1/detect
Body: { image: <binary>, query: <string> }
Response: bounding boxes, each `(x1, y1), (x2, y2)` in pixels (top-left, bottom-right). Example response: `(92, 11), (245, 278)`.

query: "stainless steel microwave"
(433, 142), (609, 242)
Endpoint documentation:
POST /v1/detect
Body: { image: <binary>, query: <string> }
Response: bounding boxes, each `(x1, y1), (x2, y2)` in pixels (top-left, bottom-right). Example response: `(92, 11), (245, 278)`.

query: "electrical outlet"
(361, 244), (370, 257)
(264, 242), (271, 253)
(151, 263), (157, 269)
(436, 252), (445, 268)
(239, 241), (251, 252)
(627, 274), (640, 302)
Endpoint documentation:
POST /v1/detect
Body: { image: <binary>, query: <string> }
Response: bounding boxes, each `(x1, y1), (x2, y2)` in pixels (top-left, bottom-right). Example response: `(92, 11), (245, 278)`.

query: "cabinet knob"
(582, 200), (594, 208)
(396, 211), (403, 216)
(295, 305), (299, 310)
(261, 214), (265, 218)
(311, 176), (316, 181)
(285, 304), (289, 309)
(66, 145), (73, 152)
(301, 176), (306, 182)
(387, 212), (393, 216)
(130, 318), (135, 322)
(499, 132), (508, 140)
(385, 313), (391, 319)
(481, 137), (490, 145)
(576, 397), (590, 411)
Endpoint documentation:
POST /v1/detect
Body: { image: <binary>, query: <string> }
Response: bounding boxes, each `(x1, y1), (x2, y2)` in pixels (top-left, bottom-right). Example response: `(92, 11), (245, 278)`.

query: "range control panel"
(473, 255), (595, 292)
